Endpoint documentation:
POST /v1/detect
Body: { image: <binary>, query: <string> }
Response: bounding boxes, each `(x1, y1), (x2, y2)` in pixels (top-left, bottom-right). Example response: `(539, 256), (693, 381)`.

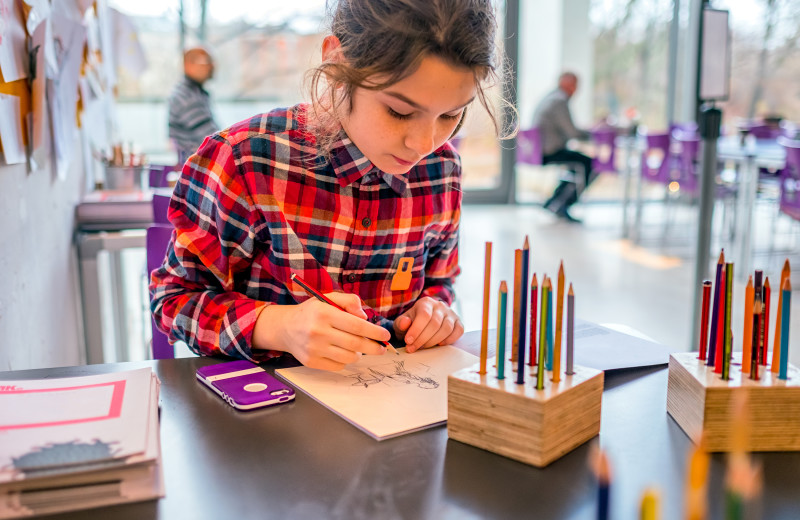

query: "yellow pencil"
(553, 261), (565, 383)
(639, 487), (659, 520)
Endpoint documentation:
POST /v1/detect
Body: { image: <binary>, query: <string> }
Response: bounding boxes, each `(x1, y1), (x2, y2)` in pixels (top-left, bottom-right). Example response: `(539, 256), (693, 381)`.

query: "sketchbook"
(276, 346), (478, 440)
(0, 368), (164, 518)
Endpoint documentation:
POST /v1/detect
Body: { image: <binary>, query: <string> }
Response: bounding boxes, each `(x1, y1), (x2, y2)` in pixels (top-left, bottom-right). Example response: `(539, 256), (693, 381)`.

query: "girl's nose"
(404, 120), (436, 157)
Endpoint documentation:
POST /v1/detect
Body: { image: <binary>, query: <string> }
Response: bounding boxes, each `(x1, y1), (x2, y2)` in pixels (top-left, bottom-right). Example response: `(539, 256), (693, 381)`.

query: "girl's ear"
(321, 35), (344, 63)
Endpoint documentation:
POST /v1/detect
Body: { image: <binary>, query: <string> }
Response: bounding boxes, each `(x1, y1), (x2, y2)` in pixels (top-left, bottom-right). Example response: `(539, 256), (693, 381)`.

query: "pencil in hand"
(290, 272), (399, 355)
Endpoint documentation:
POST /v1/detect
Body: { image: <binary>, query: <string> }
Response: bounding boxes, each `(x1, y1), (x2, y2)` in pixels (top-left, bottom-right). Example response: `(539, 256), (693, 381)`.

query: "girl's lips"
(392, 155), (415, 166)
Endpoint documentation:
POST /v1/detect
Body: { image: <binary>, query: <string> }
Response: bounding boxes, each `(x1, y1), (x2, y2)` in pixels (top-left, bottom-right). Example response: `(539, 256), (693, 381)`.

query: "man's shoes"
(555, 207), (582, 224)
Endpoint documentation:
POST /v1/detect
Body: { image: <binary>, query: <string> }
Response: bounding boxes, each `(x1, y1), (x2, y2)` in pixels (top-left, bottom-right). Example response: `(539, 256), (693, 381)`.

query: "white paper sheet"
(0, 368), (154, 482)
(48, 13), (86, 179)
(0, 0), (28, 82)
(277, 346), (478, 440)
(0, 94), (25, 164)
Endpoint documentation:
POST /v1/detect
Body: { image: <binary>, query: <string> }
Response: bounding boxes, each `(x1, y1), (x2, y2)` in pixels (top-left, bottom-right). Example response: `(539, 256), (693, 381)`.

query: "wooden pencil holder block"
(447, 362), (604, 468)
(667, 352), (800, 452)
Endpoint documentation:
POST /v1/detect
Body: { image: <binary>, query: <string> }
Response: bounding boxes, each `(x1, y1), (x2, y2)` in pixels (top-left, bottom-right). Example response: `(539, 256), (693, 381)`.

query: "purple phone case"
(196, 360), (295, 410)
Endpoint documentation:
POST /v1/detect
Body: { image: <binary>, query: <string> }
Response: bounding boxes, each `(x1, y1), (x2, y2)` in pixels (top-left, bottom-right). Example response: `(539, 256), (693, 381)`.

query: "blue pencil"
(707, 251), (724, 367)
(779, 279), (791, 380)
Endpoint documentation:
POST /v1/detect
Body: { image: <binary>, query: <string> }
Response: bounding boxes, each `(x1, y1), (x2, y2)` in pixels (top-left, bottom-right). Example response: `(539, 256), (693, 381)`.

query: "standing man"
(168, 47), (219, 165)
(533, 72), (594, 223)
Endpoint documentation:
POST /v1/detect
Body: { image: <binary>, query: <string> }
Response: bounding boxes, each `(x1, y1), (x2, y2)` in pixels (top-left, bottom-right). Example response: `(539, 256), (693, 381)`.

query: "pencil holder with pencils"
(667, 256), (799, 452)
(447, 240), (604, 467)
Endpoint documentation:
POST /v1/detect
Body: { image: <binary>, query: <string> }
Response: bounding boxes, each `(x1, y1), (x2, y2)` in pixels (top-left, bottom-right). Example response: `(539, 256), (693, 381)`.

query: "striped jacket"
(167, 76), (218, 158)
(150, 104), (462, 361)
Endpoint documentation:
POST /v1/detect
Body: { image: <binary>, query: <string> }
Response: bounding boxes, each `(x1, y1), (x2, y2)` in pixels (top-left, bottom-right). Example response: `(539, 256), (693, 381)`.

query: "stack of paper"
(0, 368), (164, 518)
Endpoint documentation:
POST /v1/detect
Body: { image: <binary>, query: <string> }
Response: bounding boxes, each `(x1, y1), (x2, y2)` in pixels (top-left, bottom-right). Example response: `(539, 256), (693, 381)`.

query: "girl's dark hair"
(308, 0), (513, 157)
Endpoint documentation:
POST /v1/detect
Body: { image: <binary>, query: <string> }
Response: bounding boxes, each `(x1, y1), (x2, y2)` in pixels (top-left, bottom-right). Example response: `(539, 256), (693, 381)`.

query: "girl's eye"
(388, 107), (412, 120)
(441, 112), (462, 122)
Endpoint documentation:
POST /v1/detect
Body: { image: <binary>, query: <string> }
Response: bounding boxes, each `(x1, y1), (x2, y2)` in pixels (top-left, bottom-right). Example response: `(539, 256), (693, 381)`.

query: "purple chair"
(640, 131), (672, 184)
(148, 164), (177, 188)
(146, 194), (176, 359)
(152, 193), (171, 225)
(146, 224), (174, 359)
(591, 126), (617, 173)
(778, 137), (800, 221)
(671, 129), (700, 195)
(516, 127), (543, 165)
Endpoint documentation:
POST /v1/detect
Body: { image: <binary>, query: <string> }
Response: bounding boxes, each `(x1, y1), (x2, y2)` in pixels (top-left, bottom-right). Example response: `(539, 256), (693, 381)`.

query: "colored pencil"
(511, 249), (521, 363)
(553, 261), (565, 383)
(537, 277), (549, 390)
(567, 283), (575, 376)
(754, 270), (763, 365)
(639, 488), (659, 520)
(685, 440), (710, 520)
(517, 238), (530, 382)
(779, 279), (791, 380)
(750, 299), (762, 381)
(722, 263), (733, 380)
(698, 280), (712, 361)
(714, 264), (727, 374)
(762, 277), (771, 366)
(496, 281), (507, 380)
(479, 242), (492, 374)
(595, 449), (611, 520)
(707, 251), (724, 367)
(290, 272), (398, 355)
(772, 259), (791, 373)
(529, 274), (538, 366)
(741, 276), (754, 375)
(546, 281), (554, 372)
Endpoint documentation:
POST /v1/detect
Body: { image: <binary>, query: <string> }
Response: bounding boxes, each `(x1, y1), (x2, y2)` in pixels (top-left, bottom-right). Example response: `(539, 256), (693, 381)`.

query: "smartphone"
(196, 360), (295, 410)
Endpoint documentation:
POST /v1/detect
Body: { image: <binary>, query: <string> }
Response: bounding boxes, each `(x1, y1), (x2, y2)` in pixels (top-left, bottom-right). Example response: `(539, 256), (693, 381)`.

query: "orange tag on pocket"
(390, 257), (414, 291)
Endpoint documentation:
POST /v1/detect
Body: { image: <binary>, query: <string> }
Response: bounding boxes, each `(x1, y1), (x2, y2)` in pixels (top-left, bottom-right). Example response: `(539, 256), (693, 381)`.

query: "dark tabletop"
(2, 357), (799, 520)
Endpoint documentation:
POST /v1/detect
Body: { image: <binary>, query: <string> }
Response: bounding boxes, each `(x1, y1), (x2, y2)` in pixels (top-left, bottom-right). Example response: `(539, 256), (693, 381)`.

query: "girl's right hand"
(253, 292), (391, 371)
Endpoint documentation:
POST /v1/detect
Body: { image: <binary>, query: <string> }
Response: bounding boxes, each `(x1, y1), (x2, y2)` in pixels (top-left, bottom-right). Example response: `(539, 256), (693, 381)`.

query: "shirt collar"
(329, 132), (408, 195)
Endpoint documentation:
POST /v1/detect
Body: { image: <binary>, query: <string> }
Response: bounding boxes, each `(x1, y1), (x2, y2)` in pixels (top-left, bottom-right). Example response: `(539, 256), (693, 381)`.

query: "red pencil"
(762, 278), (771, 366)
(290, 272), (398, 355)
(529, 273), (538, 367)
(750, 299), (762, 380)
(698, 281), (712, 361)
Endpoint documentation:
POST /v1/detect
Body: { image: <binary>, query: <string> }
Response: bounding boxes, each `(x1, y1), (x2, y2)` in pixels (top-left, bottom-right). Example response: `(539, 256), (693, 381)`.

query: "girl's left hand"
(392, 297), (464, 353)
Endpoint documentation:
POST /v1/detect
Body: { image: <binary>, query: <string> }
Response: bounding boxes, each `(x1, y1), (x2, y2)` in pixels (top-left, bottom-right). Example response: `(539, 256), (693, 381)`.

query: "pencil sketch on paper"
(346, 360), (439, 390)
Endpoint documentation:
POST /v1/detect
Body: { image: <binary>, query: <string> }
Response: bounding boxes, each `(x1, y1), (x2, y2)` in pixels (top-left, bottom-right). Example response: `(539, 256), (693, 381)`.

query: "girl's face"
(340, 55), (477, 175)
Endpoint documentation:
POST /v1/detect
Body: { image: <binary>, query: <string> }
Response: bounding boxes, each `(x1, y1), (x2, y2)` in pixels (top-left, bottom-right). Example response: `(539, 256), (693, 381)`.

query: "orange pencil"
(553, 261), (565, 383)
(511, 249), (522, 363)
(741, 276), (754, 375)
(479, 242), (492, 374)
(529, 273), (538, 366)
(772, 259), (791, 373)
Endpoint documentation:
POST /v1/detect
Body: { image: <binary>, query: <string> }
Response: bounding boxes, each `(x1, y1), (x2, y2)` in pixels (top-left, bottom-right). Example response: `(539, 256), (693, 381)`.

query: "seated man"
(533, 72), (595, 223)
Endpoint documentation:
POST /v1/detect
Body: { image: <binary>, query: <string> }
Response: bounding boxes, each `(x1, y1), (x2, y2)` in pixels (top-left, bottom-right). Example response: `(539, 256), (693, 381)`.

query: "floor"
(455, 197), (800, 368)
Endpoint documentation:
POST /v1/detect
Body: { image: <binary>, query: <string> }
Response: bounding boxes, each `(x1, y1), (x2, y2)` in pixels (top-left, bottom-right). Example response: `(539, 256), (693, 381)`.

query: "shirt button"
(361, 217), (371, 228)
(347, 273), (358, 283)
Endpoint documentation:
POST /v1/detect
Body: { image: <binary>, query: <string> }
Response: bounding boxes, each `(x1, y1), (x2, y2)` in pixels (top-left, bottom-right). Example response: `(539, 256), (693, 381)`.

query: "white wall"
(0, 139), (86, 371)
(518, 0), (593, 128)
